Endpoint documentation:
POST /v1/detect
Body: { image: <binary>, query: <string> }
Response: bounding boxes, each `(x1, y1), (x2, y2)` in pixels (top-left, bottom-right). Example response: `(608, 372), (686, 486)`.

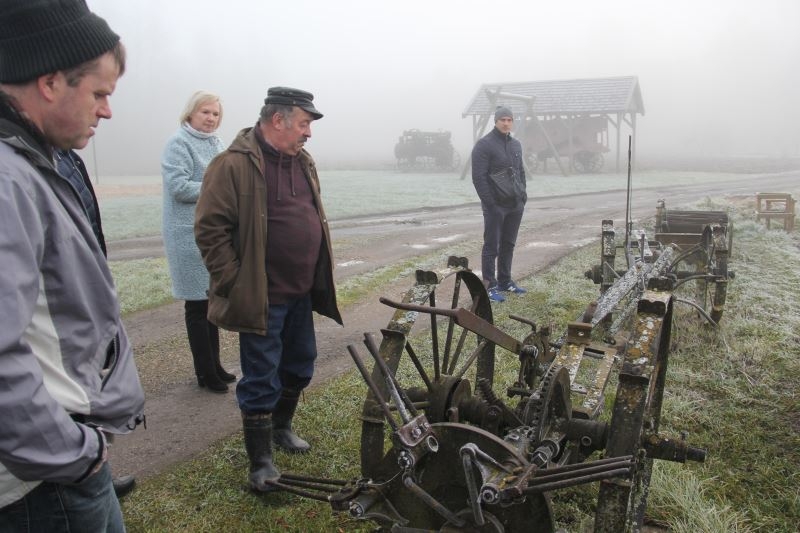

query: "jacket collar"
(490, 127), (512, 141)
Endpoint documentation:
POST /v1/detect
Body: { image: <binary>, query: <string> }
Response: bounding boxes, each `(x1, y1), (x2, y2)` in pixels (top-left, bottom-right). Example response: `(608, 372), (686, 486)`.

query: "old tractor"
(395, 129), (461, 172)
(268, 197), (728, 531)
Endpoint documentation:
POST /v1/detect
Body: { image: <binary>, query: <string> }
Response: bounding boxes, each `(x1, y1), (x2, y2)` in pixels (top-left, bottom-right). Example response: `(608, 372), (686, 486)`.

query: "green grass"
(101, 196), (163, 241)
(121, 200), (800, 532)
(109, 257), (173, 315)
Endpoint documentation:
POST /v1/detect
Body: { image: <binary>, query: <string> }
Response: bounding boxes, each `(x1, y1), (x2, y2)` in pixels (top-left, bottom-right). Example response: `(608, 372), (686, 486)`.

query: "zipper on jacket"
(100, 333), (119, 390)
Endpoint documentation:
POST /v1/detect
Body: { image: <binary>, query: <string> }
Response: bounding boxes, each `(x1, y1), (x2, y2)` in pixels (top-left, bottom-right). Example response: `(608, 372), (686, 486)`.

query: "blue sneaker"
(488, 287), (506, 303)
(500, 281), (527, 294)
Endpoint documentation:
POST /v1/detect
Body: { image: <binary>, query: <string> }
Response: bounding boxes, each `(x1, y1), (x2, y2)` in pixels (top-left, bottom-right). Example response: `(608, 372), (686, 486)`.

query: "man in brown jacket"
(195, 87), (341, 492)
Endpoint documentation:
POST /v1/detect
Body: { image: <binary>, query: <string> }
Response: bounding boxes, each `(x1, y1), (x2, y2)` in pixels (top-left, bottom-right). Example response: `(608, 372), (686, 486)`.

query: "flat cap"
(265, 86), (323, 119)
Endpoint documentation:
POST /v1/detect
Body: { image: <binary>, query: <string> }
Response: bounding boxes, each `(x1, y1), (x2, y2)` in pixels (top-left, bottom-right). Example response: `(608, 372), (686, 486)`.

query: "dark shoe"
(113, 475), (136, 499)
(272, 388), (311, 453)
(500, 280), (527, 294)
(197, 375), (228, 393)
(487, 287), (506, 303)
(242, 414), (281, 492)
(216, 366), (237, 383)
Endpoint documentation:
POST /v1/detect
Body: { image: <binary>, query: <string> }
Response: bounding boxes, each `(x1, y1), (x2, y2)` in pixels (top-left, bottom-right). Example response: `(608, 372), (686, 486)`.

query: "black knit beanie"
(0, 0), (120, 83)
(494, 106), (513, 122)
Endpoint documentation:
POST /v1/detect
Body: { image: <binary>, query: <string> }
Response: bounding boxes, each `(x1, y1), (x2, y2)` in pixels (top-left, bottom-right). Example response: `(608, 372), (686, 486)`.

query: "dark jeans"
(480, 202), (524, 288)
(0, 463), (123, 533)
(237, 295), (317, 414)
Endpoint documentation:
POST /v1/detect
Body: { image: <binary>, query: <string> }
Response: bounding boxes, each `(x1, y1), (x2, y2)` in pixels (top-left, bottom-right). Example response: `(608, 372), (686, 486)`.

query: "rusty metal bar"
(379, 297), (522, 355)
(524, 468), (631, 494)
(279, 473), (349, 486)
(363, 333), (416, 421)
(347, 344), (399, 432)
(452, 339), (489, 380)
(402, 475), (466, 528)
(429, 291), (440, 382)
(530, 458), (632, 484)
(541, 455), (633, 475)
(442, 275), (462, 374)
(262, 479), (335, 502)
(403, 342), (433, 391)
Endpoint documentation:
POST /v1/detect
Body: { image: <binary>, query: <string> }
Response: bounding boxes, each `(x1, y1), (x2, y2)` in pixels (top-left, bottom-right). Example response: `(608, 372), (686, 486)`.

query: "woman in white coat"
(161, 91), (234, 393)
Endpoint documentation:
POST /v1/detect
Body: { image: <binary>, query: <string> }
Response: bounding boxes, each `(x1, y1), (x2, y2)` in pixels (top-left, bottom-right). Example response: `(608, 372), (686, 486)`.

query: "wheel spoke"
(452, 339), (489, 380)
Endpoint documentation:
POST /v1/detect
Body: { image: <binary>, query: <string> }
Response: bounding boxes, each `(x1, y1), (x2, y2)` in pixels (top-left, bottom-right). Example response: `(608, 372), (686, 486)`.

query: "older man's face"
(43, 52), (120, 150)
(496, 116), (514, 135)
(275, 107), (314, 156)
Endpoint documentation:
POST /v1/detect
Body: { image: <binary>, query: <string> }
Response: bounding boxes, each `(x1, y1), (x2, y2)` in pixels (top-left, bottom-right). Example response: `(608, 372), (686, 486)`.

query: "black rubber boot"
(210, 324), (236, 383)
(242, 413), (281, 492)
(272, 388), (311, 453)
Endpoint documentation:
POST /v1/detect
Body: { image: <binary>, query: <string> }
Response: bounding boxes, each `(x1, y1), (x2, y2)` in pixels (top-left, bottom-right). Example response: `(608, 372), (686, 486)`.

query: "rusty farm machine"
(395, 129), (461, 172)
(270, 187), (733, 530)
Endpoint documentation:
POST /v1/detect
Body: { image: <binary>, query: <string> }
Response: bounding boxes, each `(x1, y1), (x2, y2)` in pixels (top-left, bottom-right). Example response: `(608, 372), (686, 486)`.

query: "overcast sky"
(85, 0), (800, 176)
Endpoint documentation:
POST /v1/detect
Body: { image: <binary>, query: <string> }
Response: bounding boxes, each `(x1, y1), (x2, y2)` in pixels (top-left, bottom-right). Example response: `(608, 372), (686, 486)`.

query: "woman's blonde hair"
(179, 91), (223, 127)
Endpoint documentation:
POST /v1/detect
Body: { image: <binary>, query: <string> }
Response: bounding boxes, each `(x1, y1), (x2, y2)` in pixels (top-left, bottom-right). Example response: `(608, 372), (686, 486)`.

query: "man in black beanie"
(0, 1), (145, 530)
(471, 105), (529, 302)
(196, 87), (341, 492)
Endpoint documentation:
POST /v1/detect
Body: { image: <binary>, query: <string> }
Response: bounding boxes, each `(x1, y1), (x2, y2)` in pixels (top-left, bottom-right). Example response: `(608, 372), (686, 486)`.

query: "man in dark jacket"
(0, 1), (145, 530)
(472, 106), (529, 302)
(195, 87), (342, 493)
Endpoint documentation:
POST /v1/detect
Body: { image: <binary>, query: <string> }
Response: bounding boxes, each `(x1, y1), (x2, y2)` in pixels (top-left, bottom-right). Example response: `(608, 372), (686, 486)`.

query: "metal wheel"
(594, 292), (673, 532)
(359, 258), (496, 480)
(366, 423), (556, 532)
(573, 151), (603, 173)
(523, 365), (572, 446)
(667, 225), (728, 324)
(526, 152), (540, 173)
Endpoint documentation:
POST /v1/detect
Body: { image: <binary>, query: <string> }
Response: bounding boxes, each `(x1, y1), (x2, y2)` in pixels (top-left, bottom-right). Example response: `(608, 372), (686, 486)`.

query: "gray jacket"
(0, 117), (145, 506)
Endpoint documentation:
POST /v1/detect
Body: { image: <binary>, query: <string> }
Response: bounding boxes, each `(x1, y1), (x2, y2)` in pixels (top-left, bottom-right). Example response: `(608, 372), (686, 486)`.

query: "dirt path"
(109, 171), (799, 480)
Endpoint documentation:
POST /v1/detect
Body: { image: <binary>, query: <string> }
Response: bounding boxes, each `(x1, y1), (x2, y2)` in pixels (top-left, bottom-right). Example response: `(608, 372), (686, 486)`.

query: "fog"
(85, 0), (800, 176)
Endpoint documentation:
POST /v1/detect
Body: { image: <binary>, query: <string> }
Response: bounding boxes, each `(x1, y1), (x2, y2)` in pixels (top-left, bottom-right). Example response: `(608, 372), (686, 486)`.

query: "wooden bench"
(756, 192), (795, 231)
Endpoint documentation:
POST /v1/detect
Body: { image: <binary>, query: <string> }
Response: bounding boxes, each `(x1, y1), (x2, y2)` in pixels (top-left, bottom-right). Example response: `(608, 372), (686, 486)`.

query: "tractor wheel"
(359, 258), (496, 480)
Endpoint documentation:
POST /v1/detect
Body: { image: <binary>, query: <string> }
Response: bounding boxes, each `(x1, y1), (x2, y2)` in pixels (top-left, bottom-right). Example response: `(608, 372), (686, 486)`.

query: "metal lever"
(379, 297), (523, 355)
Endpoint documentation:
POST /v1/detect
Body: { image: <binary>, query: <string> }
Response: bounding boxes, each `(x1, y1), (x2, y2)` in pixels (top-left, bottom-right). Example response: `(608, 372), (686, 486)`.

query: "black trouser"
(480, 202), (525, 288)
(184, 299), (220, 379)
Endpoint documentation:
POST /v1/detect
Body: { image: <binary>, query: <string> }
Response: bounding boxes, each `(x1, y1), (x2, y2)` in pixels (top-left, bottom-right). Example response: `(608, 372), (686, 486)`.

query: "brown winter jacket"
(194, 126), (342, 335)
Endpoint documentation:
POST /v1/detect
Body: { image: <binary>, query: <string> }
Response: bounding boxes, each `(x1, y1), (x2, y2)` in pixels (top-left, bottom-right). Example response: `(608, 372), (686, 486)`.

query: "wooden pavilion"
(461, 76), (645, 177)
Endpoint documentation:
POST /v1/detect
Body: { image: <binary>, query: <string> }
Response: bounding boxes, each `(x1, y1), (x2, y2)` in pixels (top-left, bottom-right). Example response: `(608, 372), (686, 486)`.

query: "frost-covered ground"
(96, 169), (776, 240)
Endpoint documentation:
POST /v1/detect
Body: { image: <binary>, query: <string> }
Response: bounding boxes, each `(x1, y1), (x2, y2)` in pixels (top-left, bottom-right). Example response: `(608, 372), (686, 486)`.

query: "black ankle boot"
(216, 366), (236, 383)
(272, 388), (310, 453)
(197, 375), (228, 393)
(242, 413), (280, 492)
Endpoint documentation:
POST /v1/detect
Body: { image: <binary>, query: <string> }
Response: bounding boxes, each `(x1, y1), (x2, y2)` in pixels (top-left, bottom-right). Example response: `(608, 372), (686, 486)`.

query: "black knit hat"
(265, 86), (323, 119)
(0, 0), (120, 83)
(494, 106), (513, 122)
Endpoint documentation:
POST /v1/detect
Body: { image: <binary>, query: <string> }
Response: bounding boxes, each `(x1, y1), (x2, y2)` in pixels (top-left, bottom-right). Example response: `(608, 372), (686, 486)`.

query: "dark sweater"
(255, 128), (322, 304)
